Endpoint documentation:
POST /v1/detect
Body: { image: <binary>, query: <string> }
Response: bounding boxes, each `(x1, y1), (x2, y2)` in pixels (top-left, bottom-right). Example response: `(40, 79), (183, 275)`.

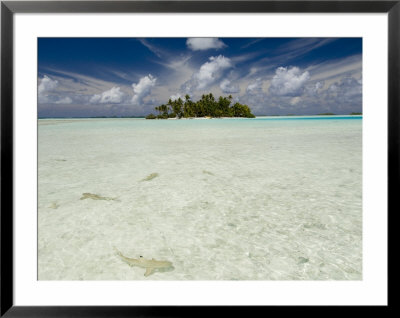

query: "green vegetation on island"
(350, 112), (362, 115)
(316, 112), (336, 116)
(146, 93), (255, 119)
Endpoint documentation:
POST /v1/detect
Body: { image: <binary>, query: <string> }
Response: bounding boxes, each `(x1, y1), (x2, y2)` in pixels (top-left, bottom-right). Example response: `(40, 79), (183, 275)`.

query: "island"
(146, 93), (255, 119)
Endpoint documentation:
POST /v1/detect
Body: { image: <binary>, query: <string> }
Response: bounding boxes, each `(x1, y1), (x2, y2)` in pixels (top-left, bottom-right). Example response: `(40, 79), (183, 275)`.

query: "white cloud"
(271, 75), (362, 114)
(290, 97), (301, 105)
(305, 81), (324, 96)
(246, 78), (264, 94)
(55, 97), (73, 104)
(186, 38), (226, 51)
(220, 79), (240, 94)
(269, 66), (310, 96)
(38, 75), (73, 105)
(194, 55), (232, 90)
(89, 94), (100, 104)
(90, 86), (125, 104)
(235, 78), (268, 113)
(131, 74), (157, 105)
(325, 76), (362, 104)
(38, 75), (59, 103)
(38, 75), (58, 95)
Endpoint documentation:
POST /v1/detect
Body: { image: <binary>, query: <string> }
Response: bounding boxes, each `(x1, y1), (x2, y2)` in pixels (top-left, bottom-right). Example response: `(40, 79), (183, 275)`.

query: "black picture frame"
(1, 1), (395, 316)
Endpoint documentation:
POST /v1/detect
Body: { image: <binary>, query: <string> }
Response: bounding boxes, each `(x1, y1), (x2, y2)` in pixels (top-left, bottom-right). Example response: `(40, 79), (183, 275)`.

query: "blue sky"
(38, 37), (362, 117)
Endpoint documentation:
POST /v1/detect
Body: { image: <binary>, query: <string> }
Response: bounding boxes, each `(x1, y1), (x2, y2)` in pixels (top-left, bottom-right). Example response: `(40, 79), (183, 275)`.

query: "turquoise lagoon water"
(38, 116), (362, 280)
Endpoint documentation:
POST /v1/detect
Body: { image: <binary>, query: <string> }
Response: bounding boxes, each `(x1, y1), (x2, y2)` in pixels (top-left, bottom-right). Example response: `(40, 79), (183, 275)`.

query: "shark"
(80, 193), (117, 201)
(141, 173), (159, 181)
(113, 247), (173, 277)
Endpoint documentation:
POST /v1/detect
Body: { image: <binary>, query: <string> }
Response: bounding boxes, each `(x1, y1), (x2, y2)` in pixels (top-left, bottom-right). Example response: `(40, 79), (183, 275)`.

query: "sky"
(38, 37), (362, 117)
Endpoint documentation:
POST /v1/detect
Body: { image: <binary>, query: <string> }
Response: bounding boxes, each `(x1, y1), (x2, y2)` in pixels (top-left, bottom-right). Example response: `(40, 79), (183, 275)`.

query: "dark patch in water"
(202, 170), (214, 176)
(298, 257), (309, 264)
(141, 173), (159, 181)
(49, 202), (60, 209)
(80, 193), (117, 201)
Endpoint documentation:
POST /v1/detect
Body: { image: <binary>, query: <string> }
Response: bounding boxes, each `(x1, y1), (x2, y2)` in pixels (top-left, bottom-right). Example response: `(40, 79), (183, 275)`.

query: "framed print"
(1, 0), (396, 315)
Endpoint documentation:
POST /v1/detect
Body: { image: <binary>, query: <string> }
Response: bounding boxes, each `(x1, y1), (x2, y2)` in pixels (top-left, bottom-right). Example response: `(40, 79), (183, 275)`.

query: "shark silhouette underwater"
(80, 193), (118, 201)
(114, 247), (174, 277)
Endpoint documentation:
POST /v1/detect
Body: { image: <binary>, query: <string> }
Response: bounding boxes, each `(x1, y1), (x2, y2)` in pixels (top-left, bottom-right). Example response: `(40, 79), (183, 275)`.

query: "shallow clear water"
(38, 116), (362, 280)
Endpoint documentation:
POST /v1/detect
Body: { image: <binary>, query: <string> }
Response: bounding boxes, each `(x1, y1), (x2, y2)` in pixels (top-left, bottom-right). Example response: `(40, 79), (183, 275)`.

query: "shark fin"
(144, 268), (155, 277)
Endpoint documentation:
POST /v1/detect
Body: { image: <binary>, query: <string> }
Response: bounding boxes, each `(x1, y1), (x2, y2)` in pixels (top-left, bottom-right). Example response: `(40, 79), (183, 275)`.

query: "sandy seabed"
(38, 117), (362, 280)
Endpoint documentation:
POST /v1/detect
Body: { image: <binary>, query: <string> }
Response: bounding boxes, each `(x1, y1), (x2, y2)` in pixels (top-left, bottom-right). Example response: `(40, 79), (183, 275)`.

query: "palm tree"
(149, 93), (254, 119)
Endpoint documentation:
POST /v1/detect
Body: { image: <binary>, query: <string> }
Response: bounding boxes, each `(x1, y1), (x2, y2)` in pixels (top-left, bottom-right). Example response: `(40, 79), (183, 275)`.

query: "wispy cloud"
(240, 38), (264, 49)
(306, 54), (362, 82)
(138, 39), (165, 58)
(230, 51), (263, 64)
(40, 67), (127, 93)
(274, 38), (338, 58)
(156, 55), (192, 70)
(243, 38), (339, 79)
